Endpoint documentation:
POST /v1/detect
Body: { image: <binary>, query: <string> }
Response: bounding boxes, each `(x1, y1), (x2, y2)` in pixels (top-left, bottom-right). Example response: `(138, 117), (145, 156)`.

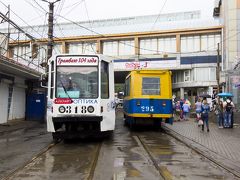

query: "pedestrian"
(172, 100), (176, 120)
(223, 97), (234, 128)
(195, 95), (199, 103)
(194, 98), (202, 123)
(185, 98), (191, 106)
(179, 99), (184, 120)
(201, 99), (210, 132)
(212, 90), (217, 100)
(175, 101), (181, 121)
(182, 101), (191, 120)
(214, 97), (224, 128)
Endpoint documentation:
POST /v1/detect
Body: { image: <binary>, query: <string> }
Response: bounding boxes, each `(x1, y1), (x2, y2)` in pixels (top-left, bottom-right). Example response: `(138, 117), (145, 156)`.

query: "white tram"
(43, 54), (115, 140)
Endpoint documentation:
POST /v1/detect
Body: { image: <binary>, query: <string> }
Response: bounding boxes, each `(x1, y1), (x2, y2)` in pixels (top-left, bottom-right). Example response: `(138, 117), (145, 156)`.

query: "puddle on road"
(7, 141), (101, 180)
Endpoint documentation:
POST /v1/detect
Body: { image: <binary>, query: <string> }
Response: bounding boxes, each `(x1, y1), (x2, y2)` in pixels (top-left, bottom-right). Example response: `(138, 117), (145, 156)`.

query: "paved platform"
(163, 112), (240, 178)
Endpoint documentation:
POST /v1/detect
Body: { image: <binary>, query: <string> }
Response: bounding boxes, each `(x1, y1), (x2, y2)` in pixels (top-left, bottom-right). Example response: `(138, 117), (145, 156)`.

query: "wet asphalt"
(0, 109), (238, 180)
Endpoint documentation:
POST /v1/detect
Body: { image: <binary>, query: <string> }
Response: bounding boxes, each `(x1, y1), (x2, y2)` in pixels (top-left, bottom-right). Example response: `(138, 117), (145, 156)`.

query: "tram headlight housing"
(59, 106), (66, 113)
(87, 106), (94, 113)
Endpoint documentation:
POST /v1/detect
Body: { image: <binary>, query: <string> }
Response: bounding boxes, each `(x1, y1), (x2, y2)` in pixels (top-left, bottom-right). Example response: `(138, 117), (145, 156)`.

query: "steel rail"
(163, 126), (240, 179)
(87, 142), (102, 180)
(134, 135), (173, 180)
(2, 141), (59, 180)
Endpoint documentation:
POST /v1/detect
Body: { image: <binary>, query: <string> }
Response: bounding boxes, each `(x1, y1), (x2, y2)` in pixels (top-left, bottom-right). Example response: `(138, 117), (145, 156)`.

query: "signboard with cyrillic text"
(56, 56), (99, 66)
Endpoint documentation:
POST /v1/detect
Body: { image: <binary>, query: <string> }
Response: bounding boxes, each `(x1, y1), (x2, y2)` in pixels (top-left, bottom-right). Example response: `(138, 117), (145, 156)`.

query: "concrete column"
(61, 42), (66, 53)
(180, 87), (184, 99)
(96, 39), (102, 54)
(134, 37), (139, 61)
(176, 34), (181, 52)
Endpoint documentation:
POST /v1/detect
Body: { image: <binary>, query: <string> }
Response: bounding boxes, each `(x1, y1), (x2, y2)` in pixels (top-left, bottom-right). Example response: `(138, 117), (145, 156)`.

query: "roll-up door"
(0, 82), (9, 124)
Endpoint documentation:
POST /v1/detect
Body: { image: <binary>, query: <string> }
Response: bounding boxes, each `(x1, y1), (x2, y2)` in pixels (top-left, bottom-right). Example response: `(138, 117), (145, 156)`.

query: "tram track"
(2, 138), (103, 180)
(162, 126), (240, 179)
(2, 141), (59, 180)
(87, 141), (102, 180)
(134, 135), (173, 180)
(131, 127), (240, 180)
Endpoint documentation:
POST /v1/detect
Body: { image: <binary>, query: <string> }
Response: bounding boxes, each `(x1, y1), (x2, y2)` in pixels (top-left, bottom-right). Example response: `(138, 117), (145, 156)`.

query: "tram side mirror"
(40, 73), (48, 88)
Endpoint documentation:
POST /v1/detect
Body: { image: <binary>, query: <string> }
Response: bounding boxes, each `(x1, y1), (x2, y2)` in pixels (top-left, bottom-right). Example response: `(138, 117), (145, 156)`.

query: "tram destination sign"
(56, 56), (99, 66)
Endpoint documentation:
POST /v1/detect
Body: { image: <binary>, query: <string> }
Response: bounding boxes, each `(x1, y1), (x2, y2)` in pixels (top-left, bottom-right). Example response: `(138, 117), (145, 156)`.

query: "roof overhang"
(0, 55), (41, 79)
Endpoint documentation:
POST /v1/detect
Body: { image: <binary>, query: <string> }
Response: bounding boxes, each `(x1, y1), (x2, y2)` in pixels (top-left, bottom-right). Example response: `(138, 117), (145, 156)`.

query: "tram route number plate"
(58, 105), (89, 114)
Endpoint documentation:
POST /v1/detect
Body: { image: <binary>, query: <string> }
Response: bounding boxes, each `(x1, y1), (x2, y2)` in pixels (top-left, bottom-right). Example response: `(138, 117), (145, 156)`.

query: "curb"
(162, 124), (240, 178)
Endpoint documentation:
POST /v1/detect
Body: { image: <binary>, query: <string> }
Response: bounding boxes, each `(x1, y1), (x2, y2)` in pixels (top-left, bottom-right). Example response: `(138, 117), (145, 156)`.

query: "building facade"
(214, 0), (240, 108)
(0, 55), (41, 124)
(2, 11), (223, 106)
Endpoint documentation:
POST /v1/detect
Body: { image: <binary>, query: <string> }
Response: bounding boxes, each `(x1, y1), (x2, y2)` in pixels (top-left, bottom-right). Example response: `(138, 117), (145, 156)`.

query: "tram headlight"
(136, 100), (141, 106)
(162, 101), (166, 107)
(87, 106), (94, 113)
(58, 106), (66, 113)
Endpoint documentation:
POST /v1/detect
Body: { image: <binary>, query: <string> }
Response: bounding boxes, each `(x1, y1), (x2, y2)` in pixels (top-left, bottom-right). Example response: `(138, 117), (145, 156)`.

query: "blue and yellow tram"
(123, 69), (173, 127)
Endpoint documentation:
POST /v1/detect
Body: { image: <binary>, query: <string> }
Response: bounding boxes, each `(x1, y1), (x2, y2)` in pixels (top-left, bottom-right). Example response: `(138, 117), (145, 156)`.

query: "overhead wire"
(83, 0), (97, 54)
(151, 0), (168, 30)
(0, 0), (43, 40)
(0, 31), (44, 69)
(3, 1), (240, 61)
(0, 0), (220, 57)
(55, 0), (65, 19)
(32, 0), (48, 13)
(54, 0), (84, 23)
(24, 0), (45, 14)
(0, 0), (49, 69)
(30, 0), (64, 54)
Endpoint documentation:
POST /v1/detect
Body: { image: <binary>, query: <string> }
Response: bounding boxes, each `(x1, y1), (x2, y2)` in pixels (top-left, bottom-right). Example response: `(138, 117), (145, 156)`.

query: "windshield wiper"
(59, 79), (73, 102)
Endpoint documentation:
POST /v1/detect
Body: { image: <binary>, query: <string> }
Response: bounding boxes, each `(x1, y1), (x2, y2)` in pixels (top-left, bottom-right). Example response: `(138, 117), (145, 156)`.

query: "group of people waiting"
(173, 96), (235, 132)
(213, 96), (235, 128)
(173, 99), (191, 121)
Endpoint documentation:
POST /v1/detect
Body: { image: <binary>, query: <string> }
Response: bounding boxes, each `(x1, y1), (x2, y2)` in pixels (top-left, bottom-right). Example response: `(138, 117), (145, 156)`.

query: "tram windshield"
(56, 66), (98, 99)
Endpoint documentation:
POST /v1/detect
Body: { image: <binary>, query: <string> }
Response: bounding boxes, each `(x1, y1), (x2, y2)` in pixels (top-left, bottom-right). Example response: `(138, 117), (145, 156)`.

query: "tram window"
(101, 61), (109, 99)
(142, 77), (160, 95)
(50, 61), (54, 99)
(125, 77), (130, 96)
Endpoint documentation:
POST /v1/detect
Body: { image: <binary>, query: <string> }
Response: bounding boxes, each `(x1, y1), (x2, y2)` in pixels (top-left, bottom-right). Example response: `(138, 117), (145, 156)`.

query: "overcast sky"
(0, 0), (215, 27)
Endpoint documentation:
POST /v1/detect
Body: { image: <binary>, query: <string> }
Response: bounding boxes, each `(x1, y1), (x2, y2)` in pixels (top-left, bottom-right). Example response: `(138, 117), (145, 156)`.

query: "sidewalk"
(163, 112), (240, 177)
(0, 119), (44, 134)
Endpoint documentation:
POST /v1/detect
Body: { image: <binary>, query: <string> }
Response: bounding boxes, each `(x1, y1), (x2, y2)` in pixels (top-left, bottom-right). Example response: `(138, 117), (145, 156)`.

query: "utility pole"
(216, 43), (220, 93)
(7, 5), (10, 57)
(41, 0), (60, 67)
